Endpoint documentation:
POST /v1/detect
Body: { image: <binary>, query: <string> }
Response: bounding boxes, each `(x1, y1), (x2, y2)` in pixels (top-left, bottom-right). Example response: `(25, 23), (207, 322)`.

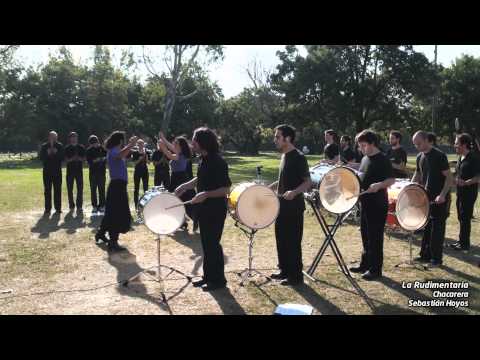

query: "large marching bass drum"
(228, 182), (280, 230)
(387, 180), (430, 232)
(309, 164), (361, 214)
(138, 186), (186, 235)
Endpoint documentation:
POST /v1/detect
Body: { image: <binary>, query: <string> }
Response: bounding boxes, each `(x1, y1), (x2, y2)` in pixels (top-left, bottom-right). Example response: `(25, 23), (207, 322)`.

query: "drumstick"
(346, 191), (369, 201)
(165, 200), (192, 210)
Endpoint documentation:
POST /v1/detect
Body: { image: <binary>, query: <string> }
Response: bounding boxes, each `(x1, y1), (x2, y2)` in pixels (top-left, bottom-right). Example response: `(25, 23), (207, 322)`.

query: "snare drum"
(228, 182), (280, 229)
(387, 180), (430, 231)
(309, 164), (361, 214)
(138, 187), (186, 235)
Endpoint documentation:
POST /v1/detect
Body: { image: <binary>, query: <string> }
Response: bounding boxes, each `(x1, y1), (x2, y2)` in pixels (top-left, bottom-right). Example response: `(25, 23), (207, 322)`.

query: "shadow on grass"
(293, 282), (347, 315)
(60, 210), (87, 234)
(208, 287), (247, 315)
(170, 230), (204, 277)
(106, 248), (180, 314)
(30, 212), (61, 239)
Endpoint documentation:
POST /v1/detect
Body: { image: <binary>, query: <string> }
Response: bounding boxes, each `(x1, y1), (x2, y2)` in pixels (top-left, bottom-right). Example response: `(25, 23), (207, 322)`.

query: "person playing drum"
(412, 130), (453, 267)
(350, 130), (395, 280)
(269, 124), (312, 286)
(321, 129), (340, 165)
(175, 127), (232, 291)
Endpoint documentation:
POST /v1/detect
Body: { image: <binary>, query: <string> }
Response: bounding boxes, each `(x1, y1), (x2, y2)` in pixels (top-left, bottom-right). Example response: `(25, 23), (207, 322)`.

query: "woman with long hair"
(95, 131), (137, 251)
(158, 132), (196, 230)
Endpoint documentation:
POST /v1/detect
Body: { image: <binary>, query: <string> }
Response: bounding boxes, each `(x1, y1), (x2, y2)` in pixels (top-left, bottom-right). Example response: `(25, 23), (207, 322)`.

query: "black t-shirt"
(416, 147), (450, 200)
(39, 142), (64, 175)
(64, 144), (85, 173)
(456, 151), (480, 197)
(277, 148), (311, 211)
(197, 153), (232, 210)
(324, 143), (340, 160)
(341, 147), (356, 163)
(86, 146), (107, 173)
(151, 150), (170, 173)
(130, 149), (151, 172)
(386, 146), (408, 178)
(358, 151), (393, 204)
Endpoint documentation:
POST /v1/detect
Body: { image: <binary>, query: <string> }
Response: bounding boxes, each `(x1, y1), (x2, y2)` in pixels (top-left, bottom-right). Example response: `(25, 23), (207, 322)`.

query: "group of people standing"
(318, 128), (480, 278)
(38, 123), (480, 292)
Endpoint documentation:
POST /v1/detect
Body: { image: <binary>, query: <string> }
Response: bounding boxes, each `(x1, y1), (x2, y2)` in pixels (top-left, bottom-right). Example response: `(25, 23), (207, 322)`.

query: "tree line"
(1, 45), (479, 154)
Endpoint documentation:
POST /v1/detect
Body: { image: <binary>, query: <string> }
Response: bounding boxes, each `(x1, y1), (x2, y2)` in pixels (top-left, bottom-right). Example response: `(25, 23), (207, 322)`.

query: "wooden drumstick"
(165, 200), (192, 210)
(346, 191), (369, 201)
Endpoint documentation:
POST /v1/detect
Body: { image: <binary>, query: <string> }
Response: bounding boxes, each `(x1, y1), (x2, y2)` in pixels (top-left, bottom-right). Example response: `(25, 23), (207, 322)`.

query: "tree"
(140, 45), (224, 133)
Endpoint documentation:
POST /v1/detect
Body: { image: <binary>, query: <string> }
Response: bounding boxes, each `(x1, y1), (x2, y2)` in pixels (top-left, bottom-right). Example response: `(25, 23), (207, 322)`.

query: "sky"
(14, 45), (480, 99)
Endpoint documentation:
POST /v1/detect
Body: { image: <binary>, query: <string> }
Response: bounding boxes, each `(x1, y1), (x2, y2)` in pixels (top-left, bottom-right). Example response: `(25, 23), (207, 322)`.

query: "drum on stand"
(387, 180), (430, 232)
(228, 182), (280, 230)
(310, 164), (361, 214)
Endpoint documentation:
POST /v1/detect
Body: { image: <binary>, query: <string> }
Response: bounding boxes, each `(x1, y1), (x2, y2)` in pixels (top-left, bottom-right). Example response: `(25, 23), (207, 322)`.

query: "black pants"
(420, 198), (450, 263)
(98, 179), (132, 241)
(457, 190), (478, 248)
(198, 205), (227, 285)
(274, 203), (304, 281)
(89, 171), (106, 208)
(134, 169), (149, 208)
(360, 199), (388, 274)
(67, 169), (83, 209)
(43, 171), (62, 212)
(154, 170), (170, 189)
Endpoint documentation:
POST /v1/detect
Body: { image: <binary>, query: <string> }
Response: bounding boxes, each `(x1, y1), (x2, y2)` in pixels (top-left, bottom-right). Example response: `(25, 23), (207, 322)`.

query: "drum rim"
(143, 191), (186, 235)
(229, 182), (280, 230)
(317, 165), (361, 214)
(394, 183), (430, 231)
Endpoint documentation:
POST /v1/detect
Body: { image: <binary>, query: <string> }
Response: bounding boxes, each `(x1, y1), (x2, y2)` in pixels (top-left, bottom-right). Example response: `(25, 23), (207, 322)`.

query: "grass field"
(0, 152), (479, 315)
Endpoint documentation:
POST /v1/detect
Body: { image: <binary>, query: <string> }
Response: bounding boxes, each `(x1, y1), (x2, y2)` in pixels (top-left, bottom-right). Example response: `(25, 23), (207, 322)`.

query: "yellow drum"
(228, 182), (280, 229)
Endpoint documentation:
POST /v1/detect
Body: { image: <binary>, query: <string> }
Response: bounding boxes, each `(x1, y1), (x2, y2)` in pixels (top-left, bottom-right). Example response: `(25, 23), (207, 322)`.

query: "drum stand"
(234, 222), (271, 286)
(394, 231), (428, 270)
(303, 192), (375, 310)
(124, 234), (192, 303)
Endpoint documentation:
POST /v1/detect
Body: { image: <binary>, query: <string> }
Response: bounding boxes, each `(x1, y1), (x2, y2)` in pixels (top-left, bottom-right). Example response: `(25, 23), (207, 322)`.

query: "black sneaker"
(270, 272), (288, 280)
(429, 260), (442, 268)
(451, 244), (469, 251)
(414, 257), (430, 263)
(95, 233), (109, 244)
(202, 282), (227, 292)
(280, 278), (304, 286)
(349, 266), (368, 273)
(192, 278), (207, 288)
(362, 271), (382, 281)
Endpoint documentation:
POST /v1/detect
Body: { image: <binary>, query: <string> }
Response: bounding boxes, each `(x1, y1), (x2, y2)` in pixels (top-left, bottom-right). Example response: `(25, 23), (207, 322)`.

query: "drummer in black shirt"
(386, 130), (408, 178)
(450, 133), (480, 251)
(86, 135), (107, 214)
(269, 124), (312, 286)
(175, 127), (232, 291)
(322, 129), (340, 164)
(39, 131), (64, 214)
(130, 139), (151, 209)
(412, 130), (453, 267)
(64, 132), (86, 212)
(350, 130), (395, 280)
(151, 144), (170, 189)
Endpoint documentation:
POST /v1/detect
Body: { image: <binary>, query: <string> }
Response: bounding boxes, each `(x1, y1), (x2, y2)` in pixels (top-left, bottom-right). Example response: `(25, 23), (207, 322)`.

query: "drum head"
(236, 184), (280, 229)
(395, 184), (430, 231)
(318, 167), (360, 214)
(143, 192), (185, 235)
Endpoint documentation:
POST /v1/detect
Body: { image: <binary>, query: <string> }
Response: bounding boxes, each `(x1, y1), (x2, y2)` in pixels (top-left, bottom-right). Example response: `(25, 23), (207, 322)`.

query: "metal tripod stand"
(235, 222), (271, 286)
(124, 234), (192, 303)
(394, 231), (428, 270)
(303, 191), (374, 310)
